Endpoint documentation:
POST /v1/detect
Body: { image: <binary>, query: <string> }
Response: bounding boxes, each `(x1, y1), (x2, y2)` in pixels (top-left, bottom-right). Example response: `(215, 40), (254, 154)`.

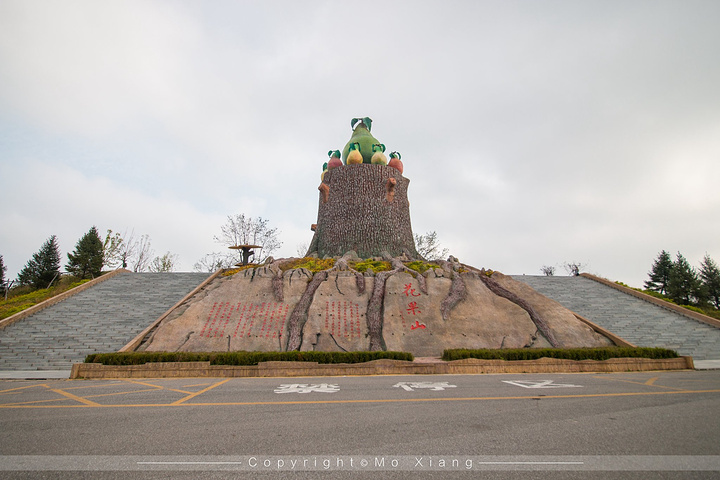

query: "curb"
(71, 356), (694, 379)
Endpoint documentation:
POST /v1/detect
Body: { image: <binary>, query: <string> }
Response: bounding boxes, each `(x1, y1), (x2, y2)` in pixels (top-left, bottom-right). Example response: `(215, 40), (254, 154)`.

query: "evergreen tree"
(645, 250), (673, 294)
(700, 254), (720, 310)
(66, 226), (104, 279)
(17, 235), (61, 289)
(666, 252), (704, 305)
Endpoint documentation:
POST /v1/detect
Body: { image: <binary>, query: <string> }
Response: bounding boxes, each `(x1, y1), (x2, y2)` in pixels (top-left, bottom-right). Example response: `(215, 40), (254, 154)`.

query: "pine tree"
(666, 252), (704, 305)
(17, 235), (62, 289)
(700, 254), (720, 310)
(66, 226), (104, 279)
(644, 250), (673, 294)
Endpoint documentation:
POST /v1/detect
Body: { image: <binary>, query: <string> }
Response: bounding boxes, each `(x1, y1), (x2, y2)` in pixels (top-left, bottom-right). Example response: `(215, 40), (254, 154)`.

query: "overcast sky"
(1, 0), (718, 288)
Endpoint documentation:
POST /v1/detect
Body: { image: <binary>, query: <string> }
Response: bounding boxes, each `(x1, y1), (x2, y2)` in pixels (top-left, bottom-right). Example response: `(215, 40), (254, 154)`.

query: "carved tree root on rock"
(366, 269), (394, 351)
(285, 270), (328, 351)
(365, 253), (412, 351)
(478, 271), (559, 348)
(386, 254), (428, 294)
(272, 271), (283, 302)
(334, 253), (366, 294)
(440, 271), (467, 321)
(436, 258), (467, 321)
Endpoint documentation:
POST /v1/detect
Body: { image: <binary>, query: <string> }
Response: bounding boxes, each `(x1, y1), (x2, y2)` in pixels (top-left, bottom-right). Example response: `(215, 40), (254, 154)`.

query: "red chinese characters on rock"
(406, 301), (421, 315)
(324, 301), (362, 339)
(402, 282), (427, 332)
(199, 302), (289, 340)
(403, 283), (421, 297)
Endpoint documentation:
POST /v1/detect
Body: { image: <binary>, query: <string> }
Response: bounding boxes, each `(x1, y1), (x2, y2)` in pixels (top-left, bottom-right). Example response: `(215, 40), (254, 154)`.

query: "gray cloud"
(1, 0), (719, 287)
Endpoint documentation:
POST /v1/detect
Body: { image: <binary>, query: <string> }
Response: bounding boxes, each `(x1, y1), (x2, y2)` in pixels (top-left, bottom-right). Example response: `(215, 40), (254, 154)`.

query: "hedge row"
(84, 350), (414, 366)
(441, 347), (679, 362)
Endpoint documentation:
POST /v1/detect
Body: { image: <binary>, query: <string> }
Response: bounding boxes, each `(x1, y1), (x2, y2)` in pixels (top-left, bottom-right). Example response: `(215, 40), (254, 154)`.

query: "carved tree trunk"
(307, 164), (419, 259)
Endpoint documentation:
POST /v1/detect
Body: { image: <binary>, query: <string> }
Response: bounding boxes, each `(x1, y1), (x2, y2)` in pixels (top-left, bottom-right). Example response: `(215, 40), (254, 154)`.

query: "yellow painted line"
(47, 386), (101, 406)
(1, 388), (718, 409)
(592, 375), (687, 391)
(182, 383), (212, 388)
(180, 388), (720, 406)
(62, 382), (126, 391)
(0, 397), (77, 407)
(84, 388), (161, 399)
(171, 379), (230, 405)
(122, 379), (193, 395)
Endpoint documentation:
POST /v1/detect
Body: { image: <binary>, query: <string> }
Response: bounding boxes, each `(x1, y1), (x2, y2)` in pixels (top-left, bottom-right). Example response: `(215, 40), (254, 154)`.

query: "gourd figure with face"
(370, 143), (387, 165)
(342, 117), (381, 165)
(346, 142), (363, 165)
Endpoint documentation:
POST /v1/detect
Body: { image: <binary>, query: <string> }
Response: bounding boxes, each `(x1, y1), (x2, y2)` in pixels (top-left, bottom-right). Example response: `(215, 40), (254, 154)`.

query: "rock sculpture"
(130, 118), (618, 356)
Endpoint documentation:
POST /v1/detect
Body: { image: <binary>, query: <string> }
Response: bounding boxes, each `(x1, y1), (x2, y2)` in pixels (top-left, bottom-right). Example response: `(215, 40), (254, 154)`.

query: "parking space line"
(0, 384), (47, 394)
(61, 382), (126, 391)
(121, 379), (193, 395)
(83, 388), (163, 400)
(1, 383), (718, 409)
(47, 385), (101, 406)
(1, 397), (75, 407)
(591, 375), (687, 391)
(171, 379), (230, 405)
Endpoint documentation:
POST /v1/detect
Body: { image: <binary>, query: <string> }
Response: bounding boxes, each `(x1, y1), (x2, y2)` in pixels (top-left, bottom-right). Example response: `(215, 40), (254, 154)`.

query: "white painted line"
(502, 380), (582, 389)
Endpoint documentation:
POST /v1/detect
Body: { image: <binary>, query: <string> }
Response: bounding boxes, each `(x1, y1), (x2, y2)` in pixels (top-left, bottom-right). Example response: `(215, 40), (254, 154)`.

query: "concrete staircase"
(512, 275), (720, 360)
(0, 272), (210, 370)
(2, 272), (717, 371)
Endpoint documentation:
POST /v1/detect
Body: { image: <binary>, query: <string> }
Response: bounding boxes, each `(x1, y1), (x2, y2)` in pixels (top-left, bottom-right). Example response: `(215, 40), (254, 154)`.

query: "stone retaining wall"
(71, 356), (694, 379)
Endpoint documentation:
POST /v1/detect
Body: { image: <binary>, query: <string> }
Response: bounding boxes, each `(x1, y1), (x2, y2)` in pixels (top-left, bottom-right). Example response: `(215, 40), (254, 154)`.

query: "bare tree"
(131, 234), (154, 272)
(102, 230), (126, 269)
(104, 229), (157, 272)
(213, 214), (282, 264)
(296, 242), (309, 258)
(193, 253), (230, 272)
(540, 265), (555, 276)
(148, 252), (179, 272)
(414, 231), (450, 261)
(563, 261), (587, 276)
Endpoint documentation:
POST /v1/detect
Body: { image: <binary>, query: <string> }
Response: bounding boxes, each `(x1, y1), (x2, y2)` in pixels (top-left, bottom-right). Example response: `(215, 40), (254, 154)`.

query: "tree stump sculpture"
(306, 164), (419, 259)
(306, 117), (419, 259)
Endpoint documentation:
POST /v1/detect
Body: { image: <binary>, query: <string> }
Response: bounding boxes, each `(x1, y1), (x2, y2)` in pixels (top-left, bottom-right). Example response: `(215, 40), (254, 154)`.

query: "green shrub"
(350, 259), (391, 273)
(85, 350), (414, 366)
(441, 347), (679, 362)
(404, 261), (439, 275)
(279, 257), (335, 273)
(0, 275), (91, 320)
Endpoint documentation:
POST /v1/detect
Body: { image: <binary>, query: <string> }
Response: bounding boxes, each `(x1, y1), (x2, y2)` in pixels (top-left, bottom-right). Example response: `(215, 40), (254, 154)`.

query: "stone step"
(0, 271), (210, 371)
(512, 275), (720, 360)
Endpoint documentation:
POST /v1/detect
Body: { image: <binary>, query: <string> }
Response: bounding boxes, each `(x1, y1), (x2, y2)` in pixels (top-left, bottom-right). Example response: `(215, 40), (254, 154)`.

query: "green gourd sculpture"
(342, 117), (381, 165)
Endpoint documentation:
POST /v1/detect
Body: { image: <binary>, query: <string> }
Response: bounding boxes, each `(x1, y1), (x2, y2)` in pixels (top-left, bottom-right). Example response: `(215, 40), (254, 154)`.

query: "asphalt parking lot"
(1, 371), (719, 479)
